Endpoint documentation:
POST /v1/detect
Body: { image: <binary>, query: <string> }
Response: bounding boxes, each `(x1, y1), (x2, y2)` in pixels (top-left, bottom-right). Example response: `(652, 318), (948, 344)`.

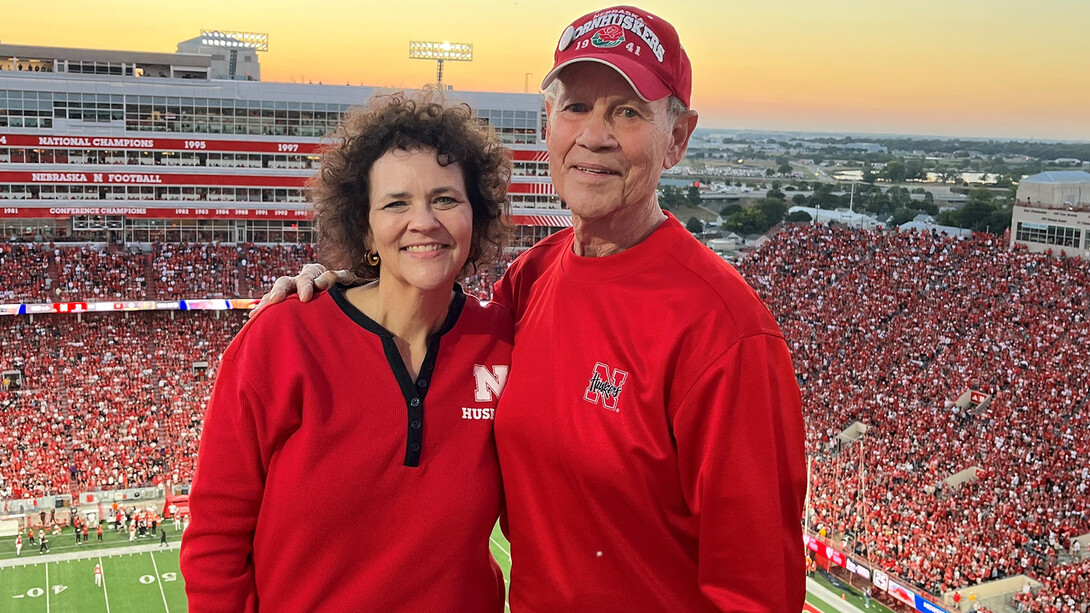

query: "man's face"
(545, 62), (692, 222)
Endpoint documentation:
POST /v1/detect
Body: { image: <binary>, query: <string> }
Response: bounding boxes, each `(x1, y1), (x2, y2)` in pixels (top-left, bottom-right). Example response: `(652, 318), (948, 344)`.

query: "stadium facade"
(0, 40), (570, 249)
(1011, 170), (1090, 258)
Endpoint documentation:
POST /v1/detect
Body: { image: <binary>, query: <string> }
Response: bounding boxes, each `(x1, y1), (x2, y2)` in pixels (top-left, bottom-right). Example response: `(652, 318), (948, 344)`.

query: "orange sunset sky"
(3, 0), (1089, 141)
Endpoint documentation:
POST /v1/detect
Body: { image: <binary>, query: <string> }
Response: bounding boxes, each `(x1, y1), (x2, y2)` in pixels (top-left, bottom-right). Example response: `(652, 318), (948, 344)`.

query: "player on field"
(14, 533), (22, 556)
(94, 562), (103, 587)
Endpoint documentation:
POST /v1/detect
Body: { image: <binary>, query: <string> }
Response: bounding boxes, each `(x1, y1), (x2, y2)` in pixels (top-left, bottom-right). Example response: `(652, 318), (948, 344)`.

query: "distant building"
(177, 34), (261, 81)
(898, 220), (972, 238)
(0, 40), (562, 246)
(787, 206), (883, 229)
(831, 143), (887, 154)
(1011, 170), (1090, 258)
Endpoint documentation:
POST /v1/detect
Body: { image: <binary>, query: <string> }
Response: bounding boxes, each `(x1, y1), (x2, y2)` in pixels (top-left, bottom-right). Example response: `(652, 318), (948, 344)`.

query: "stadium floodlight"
(409, 41), (473, 89)
(200, 30), (269, 52)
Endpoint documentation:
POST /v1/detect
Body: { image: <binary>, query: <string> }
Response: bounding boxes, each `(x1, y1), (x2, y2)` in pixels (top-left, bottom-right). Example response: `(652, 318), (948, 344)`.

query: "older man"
(258, 6), (805, 611)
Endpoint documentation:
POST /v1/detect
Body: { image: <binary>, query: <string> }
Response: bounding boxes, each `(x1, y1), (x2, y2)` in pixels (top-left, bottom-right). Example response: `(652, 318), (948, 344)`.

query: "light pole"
(409, 41), (473, 89)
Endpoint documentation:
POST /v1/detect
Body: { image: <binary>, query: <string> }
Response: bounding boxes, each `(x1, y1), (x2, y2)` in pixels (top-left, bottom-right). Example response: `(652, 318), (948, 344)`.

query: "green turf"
(2, 525), (187, 613)
(490, 522), (512, 608)
(809, 572), (895, 613)
(806, 592), (844, 613)
(1, 524), (173, 561)
(1, 550), (188, 613)
(6, 523), (830, 612)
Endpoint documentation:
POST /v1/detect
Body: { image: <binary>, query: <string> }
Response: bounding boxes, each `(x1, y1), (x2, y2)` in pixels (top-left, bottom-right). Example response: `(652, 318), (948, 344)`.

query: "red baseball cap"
(541, 5), (692, 108)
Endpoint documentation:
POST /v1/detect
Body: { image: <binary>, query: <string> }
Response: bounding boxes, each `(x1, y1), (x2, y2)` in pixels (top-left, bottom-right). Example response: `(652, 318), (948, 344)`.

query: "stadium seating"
(738, 224), (1089, 609)
(1, 224), (1086, 609)
(0, 244), (54, 301)
(1, 243), (509, 303)
(0, 311), (242, 500)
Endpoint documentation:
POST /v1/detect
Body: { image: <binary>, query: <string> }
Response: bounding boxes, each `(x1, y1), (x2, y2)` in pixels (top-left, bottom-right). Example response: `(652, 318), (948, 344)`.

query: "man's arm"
(248, 263), (355, 318)
(672, 333), (807, 611)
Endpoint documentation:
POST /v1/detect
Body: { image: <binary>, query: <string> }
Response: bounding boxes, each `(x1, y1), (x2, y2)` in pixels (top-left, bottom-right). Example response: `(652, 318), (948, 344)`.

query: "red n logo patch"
(583, 362), (628, 412)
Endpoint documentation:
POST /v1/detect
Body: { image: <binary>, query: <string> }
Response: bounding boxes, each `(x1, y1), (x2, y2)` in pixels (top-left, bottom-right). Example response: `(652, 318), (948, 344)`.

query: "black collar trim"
(330, 283), (467, 467)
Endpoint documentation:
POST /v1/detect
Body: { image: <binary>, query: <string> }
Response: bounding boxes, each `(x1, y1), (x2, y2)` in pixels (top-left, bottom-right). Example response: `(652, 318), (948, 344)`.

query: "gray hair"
(543, 79), (689, 123)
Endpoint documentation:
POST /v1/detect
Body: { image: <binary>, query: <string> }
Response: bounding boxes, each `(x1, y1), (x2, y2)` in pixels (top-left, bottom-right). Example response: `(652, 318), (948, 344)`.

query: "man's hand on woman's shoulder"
(249, 263), (357, 318)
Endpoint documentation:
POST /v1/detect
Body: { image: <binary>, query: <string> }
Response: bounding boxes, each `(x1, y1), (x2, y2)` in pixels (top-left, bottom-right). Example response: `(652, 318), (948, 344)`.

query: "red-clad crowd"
(1013, 558), (1089, 612)
(1, 242), (510, 303)
(2, 225), (1086, 610)
(0, 311), (242, 499)
(53, 247), (150, 301)
(1, 243), (318, 302)
(739, 224), (1089, 611)
(0, 244), (54, 301)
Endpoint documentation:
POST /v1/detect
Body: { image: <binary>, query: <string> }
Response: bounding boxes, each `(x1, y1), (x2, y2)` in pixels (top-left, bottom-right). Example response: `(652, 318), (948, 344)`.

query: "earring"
(367, 250), (380, 266)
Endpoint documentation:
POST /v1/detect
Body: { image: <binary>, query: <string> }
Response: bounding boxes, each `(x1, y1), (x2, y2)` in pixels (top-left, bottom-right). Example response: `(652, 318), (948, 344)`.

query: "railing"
(1015, 200), (1090, 213)
(805, 531), (956, 613)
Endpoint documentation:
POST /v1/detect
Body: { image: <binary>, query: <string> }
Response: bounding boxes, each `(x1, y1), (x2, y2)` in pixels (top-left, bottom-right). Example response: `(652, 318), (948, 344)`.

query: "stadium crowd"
(1, 223), (1087, 610)
(739, 224), (1089, 610)
(0, 311), (242, 500)
(1, 242), (508, 303)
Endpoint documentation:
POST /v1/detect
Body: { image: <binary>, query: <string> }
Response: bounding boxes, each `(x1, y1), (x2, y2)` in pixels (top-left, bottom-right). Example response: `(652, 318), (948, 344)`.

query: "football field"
(3, 524), (863, 612)
(2, 548), (184, 612)
(1, 525), (513, 612)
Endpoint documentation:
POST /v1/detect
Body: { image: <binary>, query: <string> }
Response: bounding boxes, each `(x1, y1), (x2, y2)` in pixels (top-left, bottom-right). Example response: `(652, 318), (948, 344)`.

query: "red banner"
(0, 134), (319, 154)
(2, 134), (552, 159)
(886, 578), (916, 606)
(508, 182), (556, 195)
(0, 171), (305, 187)
(0, 206), (311, 220)
(2, 172), (555, 193)
(824, 545), (846, 568)
(511, 149), (549, 162)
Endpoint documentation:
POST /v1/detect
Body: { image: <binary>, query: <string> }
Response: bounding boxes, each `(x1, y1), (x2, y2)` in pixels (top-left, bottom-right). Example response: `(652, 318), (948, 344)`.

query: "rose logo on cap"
(591, 25), (625, 48)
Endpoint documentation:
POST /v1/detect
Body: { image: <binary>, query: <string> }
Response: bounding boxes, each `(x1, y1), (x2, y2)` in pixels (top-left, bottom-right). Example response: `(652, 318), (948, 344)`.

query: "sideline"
(808, 576), (865, 613)
(0, 542), (176, 569)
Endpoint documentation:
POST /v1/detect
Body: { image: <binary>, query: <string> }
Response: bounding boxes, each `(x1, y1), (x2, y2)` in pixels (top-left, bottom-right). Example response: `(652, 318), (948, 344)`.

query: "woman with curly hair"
(181, 91), (512, 612)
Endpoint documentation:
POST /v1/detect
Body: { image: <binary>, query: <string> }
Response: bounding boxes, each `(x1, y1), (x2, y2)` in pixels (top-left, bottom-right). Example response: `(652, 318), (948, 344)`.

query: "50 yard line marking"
(149, 552), (170, 613)
(98, 556), (112, 613)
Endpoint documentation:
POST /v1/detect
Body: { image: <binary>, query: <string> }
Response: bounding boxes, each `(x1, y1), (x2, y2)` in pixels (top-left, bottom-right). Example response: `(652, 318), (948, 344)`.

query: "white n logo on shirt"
(473, 364), (510, 402)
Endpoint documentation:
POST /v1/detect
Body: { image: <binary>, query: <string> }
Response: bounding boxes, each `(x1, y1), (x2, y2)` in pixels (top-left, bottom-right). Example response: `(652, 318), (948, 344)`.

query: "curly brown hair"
(309, 90), (511, 281)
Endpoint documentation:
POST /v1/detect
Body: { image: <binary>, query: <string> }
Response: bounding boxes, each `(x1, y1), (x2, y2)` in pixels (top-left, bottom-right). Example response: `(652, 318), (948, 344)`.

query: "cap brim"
(540, 55), (672, 103)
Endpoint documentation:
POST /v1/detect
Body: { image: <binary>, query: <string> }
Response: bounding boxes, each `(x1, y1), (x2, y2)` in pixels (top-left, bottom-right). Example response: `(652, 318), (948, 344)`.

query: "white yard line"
(44, 561), (51, 613)
(149, 551), (170, 613)
(98, 556), (112, 613)
(489, 536), (511, 560)
(489, 537), (512, 612)
(806, 577), (867, 613)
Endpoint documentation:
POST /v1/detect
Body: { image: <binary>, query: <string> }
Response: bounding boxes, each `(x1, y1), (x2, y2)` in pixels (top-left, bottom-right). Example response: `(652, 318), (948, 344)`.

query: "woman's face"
(367, 147), (474, 294)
